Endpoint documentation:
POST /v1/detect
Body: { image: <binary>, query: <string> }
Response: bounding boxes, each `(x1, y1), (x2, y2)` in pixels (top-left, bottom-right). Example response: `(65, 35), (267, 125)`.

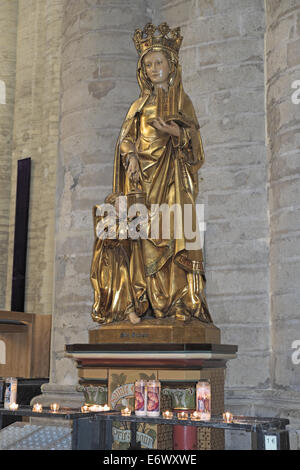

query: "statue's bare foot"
(128, 312), (141, 324)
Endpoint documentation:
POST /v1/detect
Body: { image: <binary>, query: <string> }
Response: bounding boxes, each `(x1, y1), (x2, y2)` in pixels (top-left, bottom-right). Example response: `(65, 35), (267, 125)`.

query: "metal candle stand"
(0, 406), (290, 450)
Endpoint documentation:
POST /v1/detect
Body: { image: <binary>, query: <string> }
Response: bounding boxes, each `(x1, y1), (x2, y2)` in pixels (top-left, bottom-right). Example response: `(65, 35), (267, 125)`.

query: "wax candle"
(223, 411), (233, 423)
(177, 411), (188, 420)
(9, 402), (19, 411)
(89, 404), (104, 412)
(32, 403), (43, 413)
(146, 380), (161, 417)
(196, 380), (211, 421)
(191, 411), (201, 421)
(50, 403), (60, 413)
(163, 410), (173, 419)
(121, 407), (131, 416)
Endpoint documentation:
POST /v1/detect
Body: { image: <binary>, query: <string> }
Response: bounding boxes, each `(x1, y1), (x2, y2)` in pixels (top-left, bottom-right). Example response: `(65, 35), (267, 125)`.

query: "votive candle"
(32, 403), (43, 413)
(50, 403), (60, 413)
(191, 411), (201, 421)
(177, 411), (188, 420)
(89, 404), (104, 412)
(121, 407), (131, 416)
(223, 411), (233, 423)
(9, 403), (19, 411)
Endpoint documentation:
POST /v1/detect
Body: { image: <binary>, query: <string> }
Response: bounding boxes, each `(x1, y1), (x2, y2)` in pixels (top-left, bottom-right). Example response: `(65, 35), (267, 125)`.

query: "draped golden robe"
(91, 62), (212, 324)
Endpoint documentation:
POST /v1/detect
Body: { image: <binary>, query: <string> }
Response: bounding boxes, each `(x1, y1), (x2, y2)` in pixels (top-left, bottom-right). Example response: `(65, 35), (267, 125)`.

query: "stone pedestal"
(89, 318), (221, 344)
(65, 340), (237, 450)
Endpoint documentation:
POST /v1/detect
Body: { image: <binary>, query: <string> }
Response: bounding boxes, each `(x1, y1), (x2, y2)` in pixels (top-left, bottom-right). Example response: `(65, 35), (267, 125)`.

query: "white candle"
(32, 403), (43, 413)
(89, 404), (104, 412)
(163, 410), (173, 419)
(9, 403), (19, 411)
(121, 407), (131, 416)
(191, 411), (201, 421)
(50, 403), (60, 413)
(223, 411), (233, 423)
(177, 411), (188, 420)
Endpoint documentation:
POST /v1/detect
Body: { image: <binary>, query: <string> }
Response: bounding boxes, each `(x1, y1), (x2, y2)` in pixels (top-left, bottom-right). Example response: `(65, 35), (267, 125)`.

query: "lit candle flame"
(32, 403), (43, 413)
(9, 403), (19, 411)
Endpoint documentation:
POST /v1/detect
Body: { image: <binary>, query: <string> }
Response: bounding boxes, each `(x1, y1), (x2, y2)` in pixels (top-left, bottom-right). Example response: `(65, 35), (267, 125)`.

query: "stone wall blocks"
(208, 295), (269, 325)
(205, 143), (266, 168)
(206, 265), (269, 297)
(266, 0), (300, 25)
(60, 106), (125, 138)
(239, 9), (265, 38)
(62, 30), (134, 62)
(273, 351), (300, 391)
(267, 68), (300, 106)
(79, 6), (149, 32)
(62, 12), (80, 40)
(187, 63), (264, 96)
(61, 80), (138, 115)
(60, 131), (119, 163)
(206, 238), (269, 267)
(270, 258), (300, 292)
(202, 165), (267, 192)
(269, 178), (300, 212)
(61, 56), (100, 88)
(268, 125), (300, 156)
(270, 206), (300, 235)
(220, 325), (270, 353)
(78, 164), (113, 188)
(181, 13), (241, 47)
(206, 216), (269, 244)
(201, 113), (265, 146)
(271, 290), (300, 321)
(225, 354), (271, 388)
(197, 38), (264, 69)
(207, 189), (267, 220)
(269, 152), (300, 181)
(270, 233), (300, 263)
(208, 88), (265, 116)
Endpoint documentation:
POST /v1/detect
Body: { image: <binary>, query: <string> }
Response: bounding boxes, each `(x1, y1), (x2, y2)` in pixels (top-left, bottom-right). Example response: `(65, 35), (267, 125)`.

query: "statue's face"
(143, 50), (170, 87)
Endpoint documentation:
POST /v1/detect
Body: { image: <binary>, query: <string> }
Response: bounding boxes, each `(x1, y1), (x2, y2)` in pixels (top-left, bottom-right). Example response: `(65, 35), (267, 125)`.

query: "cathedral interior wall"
(0, 0), (299, 449)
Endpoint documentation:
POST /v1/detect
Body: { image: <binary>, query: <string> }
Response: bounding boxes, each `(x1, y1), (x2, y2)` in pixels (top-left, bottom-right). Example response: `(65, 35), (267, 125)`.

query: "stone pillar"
(5, 0), (63, 316)
(0, 0), (18, 308)
(152, 0), (269, 397)
(266, 0), (300, 447)
(49, 0), (151, 388)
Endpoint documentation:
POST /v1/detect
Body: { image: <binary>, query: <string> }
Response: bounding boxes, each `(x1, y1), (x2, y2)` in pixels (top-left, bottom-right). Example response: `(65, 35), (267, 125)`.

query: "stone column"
(0, 0), (18, 308)
(48, 0), (151, 390)
(5, 0), (63, 316)
(266, 0), (300, 447)
(152, 0), (269, 398)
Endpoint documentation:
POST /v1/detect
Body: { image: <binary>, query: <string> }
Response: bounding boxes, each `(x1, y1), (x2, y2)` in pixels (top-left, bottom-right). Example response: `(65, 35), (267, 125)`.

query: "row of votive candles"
(120, 408), (234, 423)
(8, 403), (60, 412)
(8, 403), (233, 423)
(163, 410), (233, 422)
(7, 403), (111, 413)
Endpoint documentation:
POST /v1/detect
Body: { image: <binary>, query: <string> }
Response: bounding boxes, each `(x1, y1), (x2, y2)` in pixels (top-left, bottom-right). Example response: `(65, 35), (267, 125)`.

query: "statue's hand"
(152, 118), (180, 137)
(127, 155), (140, 185)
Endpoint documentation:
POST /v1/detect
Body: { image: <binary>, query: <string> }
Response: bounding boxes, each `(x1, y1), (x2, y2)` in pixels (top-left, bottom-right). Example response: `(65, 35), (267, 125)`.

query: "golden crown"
(133, 23), (183, 57)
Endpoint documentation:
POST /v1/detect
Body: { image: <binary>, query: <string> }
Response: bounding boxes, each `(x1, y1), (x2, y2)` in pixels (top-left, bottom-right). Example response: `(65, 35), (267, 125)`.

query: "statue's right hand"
(127, 155), (140, 185)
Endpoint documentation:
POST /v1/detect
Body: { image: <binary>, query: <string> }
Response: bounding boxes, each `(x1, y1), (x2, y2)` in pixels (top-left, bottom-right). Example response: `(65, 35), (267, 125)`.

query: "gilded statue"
(90, 23), (213, 326)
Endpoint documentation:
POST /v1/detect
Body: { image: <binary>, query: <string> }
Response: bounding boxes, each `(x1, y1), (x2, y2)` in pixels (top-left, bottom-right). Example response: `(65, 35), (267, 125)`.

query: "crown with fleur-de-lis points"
(133, 22), (183, 57)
